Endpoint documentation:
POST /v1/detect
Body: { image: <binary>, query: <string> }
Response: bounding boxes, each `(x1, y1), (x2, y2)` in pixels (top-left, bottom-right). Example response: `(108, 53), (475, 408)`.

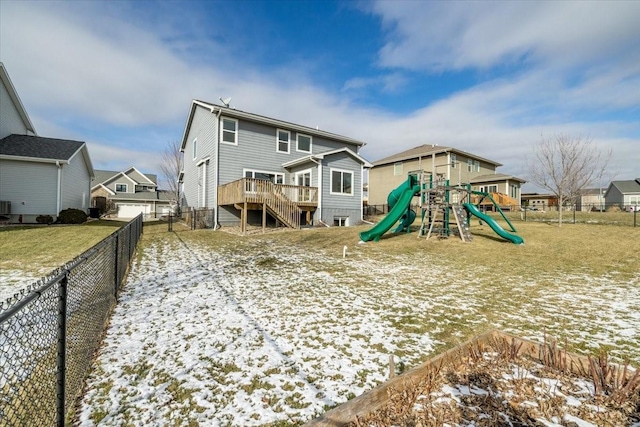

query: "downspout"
(214, 108), (222, 229)
(313, 157), (322, 224)
(56, 161), (62, 215)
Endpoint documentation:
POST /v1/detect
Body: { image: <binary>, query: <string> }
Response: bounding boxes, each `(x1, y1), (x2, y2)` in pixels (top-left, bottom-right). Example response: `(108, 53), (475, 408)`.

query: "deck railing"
(218, 178), (317, 228)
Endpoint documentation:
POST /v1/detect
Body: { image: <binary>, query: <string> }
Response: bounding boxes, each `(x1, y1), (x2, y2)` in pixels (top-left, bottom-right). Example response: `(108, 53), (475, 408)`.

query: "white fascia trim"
(316, 147), (373, 168)
(91, 183), (116, 195)
(106, 172), (138, 187)
(196, 156), (211, 166)
(0, 63), (37, 135)
(0, 154), (69, 164)
(282, 155), (315, 169)
(124, 166), (155, 184)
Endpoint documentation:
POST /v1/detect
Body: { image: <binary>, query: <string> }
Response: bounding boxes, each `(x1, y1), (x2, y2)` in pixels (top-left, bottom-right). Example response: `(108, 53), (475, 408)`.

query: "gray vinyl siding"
(0, 159), (58, 219)
(61, 151), (91, 211)
(319, 152), (362, 225)
(288, 162), (319, 186)
(0, 79), (28, 139)
(605, 186), (624, 205)
(182, 106), (218, 209)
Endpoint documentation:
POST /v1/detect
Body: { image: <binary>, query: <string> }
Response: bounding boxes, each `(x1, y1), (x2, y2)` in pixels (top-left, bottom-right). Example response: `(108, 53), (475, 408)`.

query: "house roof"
(0, 63), (36, 136)
(181, 100), (366, 151)
(579, 188), (605, 195)
(606, 179), (640, 196)
(470, 173), (527, 184)
(0, 133), (83, 160)
(0, 134), (94, 178)
(110, 191), (173, 202)
(91, 168), (158, 188)
(371, 144), (503, 168)
(282, 147), (373, 169)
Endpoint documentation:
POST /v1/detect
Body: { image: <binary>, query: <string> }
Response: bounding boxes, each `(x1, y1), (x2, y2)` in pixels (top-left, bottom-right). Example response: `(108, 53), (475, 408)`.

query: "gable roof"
(0, 62), (36, 136)
(181, 100), (366, 151)
(282, 147), (373, 169)
(372, 144), (502, 167)
(606, 179), (640, 196)
(91, 168), (158, 188)
(0, 134), (94, 177)
(0, 134), (83, 161)
(470, 173), (527, 184)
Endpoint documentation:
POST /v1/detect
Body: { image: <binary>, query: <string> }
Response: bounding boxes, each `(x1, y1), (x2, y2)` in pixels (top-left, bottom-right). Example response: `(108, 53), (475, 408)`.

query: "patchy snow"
(0, 269), (38, 303)
(77, 235), (640, 426)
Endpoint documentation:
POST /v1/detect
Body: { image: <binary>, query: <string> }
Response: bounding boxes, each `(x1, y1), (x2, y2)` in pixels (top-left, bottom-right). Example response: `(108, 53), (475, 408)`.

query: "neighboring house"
(91, 167), (174, 218)
(576, 188), (606, 212)
(179, 100), (372, 229)
(0, 135), (94, 223)
(604, 179), (640, 211)
(521, 193), (558, 211)
(0, 63), (94, 223)
(368, 144), (525, 209)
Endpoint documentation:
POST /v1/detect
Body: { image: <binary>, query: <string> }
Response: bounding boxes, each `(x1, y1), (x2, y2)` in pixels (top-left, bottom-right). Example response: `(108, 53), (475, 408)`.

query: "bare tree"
(528, 134), (611, 226)
(160, 139), (183, 213)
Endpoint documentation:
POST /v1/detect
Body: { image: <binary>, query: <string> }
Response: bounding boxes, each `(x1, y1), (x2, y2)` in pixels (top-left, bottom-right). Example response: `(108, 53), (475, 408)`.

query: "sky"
(1, 0), (638, 191)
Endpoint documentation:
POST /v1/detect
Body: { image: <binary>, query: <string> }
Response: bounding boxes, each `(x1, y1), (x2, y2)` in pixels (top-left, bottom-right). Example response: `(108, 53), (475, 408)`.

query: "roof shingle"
(0, 134), (84, 161)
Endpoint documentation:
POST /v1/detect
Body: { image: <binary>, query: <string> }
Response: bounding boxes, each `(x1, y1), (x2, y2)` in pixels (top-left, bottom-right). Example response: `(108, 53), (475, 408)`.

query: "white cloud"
(1, 0), (637, 188)
(370, 1), (640, 72)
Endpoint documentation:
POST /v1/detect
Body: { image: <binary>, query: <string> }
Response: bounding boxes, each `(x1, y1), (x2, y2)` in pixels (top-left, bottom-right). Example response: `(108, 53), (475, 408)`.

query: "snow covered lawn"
(77, 227), (640, 426)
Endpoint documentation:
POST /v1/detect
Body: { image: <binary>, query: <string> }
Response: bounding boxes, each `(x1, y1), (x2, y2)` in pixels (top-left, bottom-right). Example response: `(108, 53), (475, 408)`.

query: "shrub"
(57, 208), (88, 224)
(36, 214), (54, 224)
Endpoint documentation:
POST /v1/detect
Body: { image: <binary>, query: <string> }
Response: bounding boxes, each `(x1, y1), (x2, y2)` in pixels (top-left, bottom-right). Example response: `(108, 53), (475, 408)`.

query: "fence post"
(635, 209), (637, 228)
(56, 271), (68, 427)
(573, 204), (576, 224)
(114, 233), (120, 298)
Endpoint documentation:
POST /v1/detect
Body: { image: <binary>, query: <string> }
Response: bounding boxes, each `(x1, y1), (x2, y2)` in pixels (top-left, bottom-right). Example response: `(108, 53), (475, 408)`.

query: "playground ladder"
(451, 205), (473, 242)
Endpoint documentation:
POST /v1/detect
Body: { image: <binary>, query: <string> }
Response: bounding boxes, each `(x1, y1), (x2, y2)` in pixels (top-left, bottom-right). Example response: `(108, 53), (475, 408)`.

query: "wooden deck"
(218, 178), (318, 232)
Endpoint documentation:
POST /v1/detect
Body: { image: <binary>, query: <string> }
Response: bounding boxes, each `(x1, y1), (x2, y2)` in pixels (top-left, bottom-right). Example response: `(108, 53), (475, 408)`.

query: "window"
(331, 169), (353, 195)
(467, 159), (473, 172)
(116, 183), (127, 192)
(481, 185), (498, 193)
(192, 138), (197, 159)
(334, 217), (348, 226)
(474, 160), (480, 172)
(510, 184), (518, 199)
(451, 154), (457, 168)
(220, 118), (238, 145)
(393, 162), (403, 176)
(277, 129), (290, 153)
(244, 170), (284, 184)
(297, 134), (312, 153)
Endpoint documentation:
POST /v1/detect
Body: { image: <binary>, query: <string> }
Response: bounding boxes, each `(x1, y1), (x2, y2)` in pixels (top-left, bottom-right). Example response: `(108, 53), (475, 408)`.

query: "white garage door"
(117, 204), (150, 218)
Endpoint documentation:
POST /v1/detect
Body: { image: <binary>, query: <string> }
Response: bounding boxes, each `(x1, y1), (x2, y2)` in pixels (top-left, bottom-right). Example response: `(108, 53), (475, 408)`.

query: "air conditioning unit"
(0, 201), (10, 215)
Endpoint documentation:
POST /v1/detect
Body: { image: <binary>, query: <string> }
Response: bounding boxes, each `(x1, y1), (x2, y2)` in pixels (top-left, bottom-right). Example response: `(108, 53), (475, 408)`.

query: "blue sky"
(1, 0), (638, 190)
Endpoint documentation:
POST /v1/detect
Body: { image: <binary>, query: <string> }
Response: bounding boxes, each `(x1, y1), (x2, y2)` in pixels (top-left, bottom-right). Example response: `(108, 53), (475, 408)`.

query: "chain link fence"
(0, 214), (143, 426)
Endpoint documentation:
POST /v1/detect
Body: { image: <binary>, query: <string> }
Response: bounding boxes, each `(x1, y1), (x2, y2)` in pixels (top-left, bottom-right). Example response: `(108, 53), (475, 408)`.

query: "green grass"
(0, 220), (126, 275)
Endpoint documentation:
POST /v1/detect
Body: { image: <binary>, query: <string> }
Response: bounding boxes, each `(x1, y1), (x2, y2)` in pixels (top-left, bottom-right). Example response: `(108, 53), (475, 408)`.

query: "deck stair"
(266, 187), (302, 229)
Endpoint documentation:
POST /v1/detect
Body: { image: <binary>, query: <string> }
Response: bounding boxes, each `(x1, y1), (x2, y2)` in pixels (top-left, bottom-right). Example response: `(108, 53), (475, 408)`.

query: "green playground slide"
(360, 177), (420, 242)
(463, 203), (524, 245)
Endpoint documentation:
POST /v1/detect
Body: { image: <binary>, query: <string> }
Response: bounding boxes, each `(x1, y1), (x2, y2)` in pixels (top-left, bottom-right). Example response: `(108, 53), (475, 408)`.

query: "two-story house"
(368, 144), (526, 210)
(91, 167), (173, 218)
(179, 100), (372, 230)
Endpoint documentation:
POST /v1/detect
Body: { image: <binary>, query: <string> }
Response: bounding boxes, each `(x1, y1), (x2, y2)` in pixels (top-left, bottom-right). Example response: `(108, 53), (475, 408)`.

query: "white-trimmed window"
(297, 133), (312, 153)
(481, 185), (498, 193)
(277, 129), (290, 153)
(474, 160), (480, 172)
(192, 138), (197, 159)
(334, 217), (348, 226)
(510, 184), (518, 199)
(451, 154), (457, 168)
(115, 183), (127, 192)
(221, 118), (238, 145)
(467, 159), (473, 172)
(244, 169), (284, 184)
(393, 162), (403, 176)
(330, 169), (353, 195)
